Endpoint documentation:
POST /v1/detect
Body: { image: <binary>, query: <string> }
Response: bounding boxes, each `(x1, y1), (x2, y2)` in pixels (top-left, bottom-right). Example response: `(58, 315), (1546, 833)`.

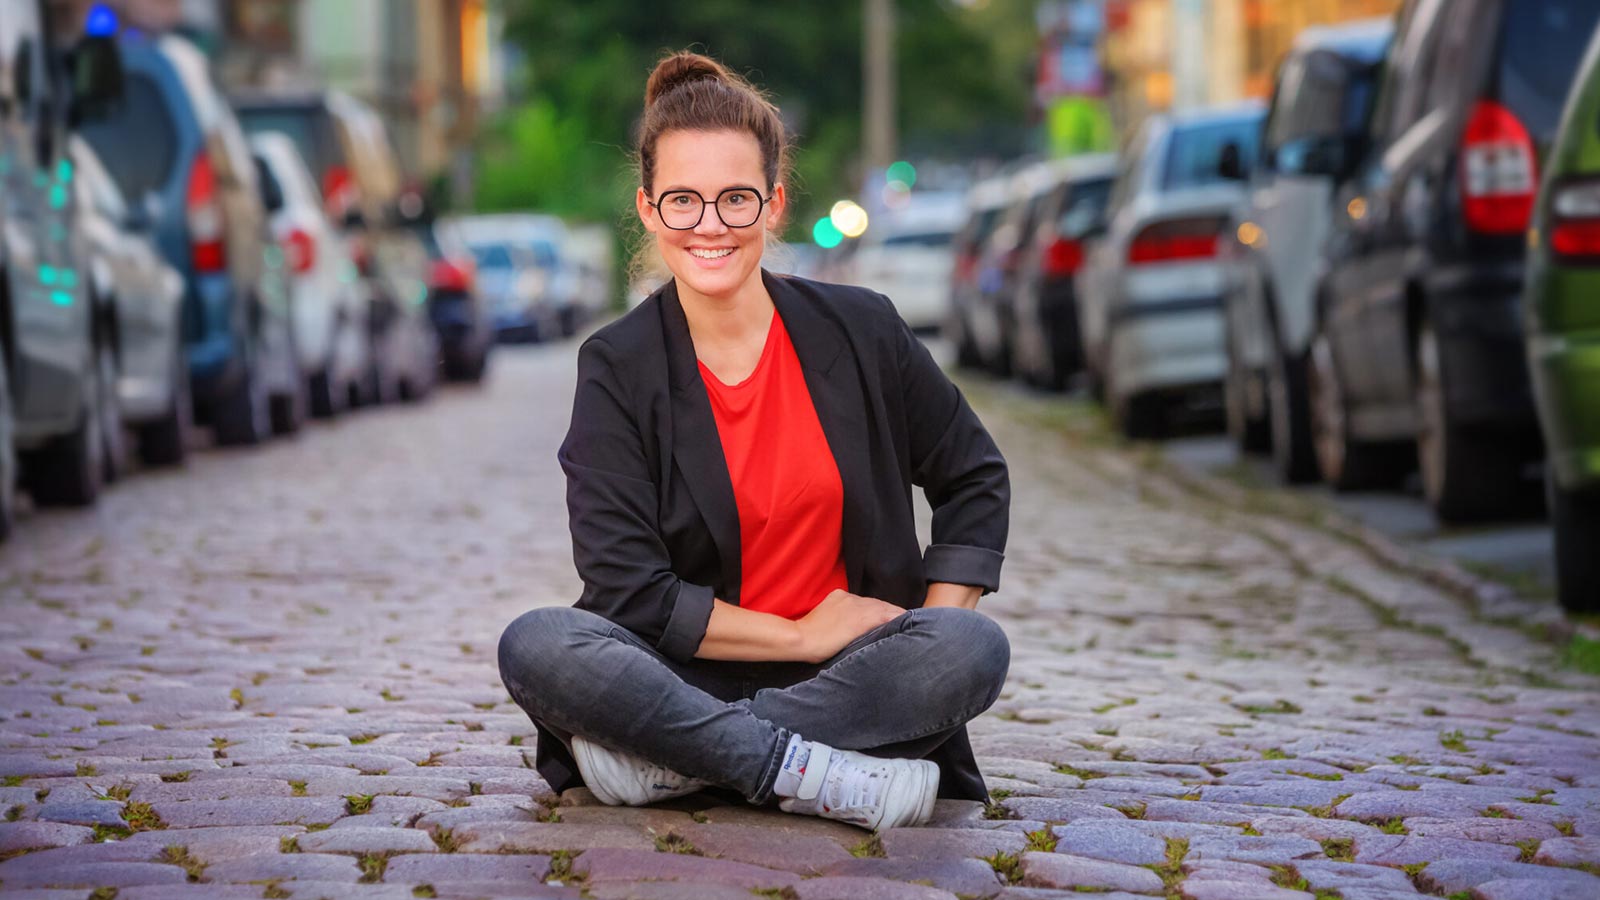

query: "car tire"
(1225, 352), (1271, 454)
(1267, 347), (1319, 484)
(137, 339), (191, 467)
(1550, 478), (1600, 612)
(951, 314), (983, 370)
(0, 360), (18, 541)
(94, 334), (127, 483)
(1308, 326), (1408, 491)
(1046, 303), (1082, 391)
(211, 354), (271, 447)
(1116, 390), (1168, 441)
(23, 338), (106, 506)
(1414, 324), (1528, 523)
(270, 380), (306, 436)
(308, 367), (344, 418)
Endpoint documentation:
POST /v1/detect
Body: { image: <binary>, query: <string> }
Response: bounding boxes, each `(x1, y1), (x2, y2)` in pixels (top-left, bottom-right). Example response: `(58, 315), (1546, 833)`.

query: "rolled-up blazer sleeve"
(559, 336), (715, 662)
(895, 315), (1010, 592)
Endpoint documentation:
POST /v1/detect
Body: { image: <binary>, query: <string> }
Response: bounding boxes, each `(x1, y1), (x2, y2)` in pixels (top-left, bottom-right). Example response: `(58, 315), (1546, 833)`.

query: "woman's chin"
(674, 263), (756, 300)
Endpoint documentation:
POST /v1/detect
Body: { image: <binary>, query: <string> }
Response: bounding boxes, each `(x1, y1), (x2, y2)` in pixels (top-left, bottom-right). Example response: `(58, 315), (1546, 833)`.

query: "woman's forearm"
(923, 582), (981, 610)
(695, 599), (807, 662)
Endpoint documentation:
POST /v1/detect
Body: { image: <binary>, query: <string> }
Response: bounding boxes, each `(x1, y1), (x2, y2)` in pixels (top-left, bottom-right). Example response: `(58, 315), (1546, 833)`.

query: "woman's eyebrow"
(658, 185), (762, 195)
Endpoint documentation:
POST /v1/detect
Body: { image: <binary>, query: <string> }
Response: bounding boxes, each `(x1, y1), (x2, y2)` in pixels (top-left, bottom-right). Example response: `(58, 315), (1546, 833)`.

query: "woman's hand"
(795, 589), (906, 663)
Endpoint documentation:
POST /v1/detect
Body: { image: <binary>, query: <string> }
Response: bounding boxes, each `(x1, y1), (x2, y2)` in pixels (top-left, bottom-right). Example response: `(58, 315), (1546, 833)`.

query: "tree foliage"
(478, 0), (1033, 235)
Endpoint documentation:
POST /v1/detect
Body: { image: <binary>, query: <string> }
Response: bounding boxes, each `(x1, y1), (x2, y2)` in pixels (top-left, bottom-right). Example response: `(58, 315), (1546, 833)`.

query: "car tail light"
(1549, 180), (1600, 261)
(348, 234), (373, 277)
(284, 227), (316, 274)
(186, 151), (227, 273)
(1042, 236), (1084, 276)
(323, 165), (354, 220)
(1460, 100), (1537, 235)
(954, 251), (979, 284)
(1127, 217), (1223, 265)
(429, 257), (474, 293)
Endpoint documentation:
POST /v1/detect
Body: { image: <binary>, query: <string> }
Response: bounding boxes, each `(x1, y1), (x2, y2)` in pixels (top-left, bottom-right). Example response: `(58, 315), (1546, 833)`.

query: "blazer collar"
(661, 272), (877, 601)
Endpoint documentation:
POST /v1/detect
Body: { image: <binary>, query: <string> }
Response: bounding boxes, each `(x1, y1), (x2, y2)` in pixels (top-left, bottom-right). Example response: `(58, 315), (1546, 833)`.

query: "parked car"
(70, 136), (191, 467)
(946, 173), (1014, 369)
(841, 190), (965, 333)
(440, 213), (581, 342)
(1524, 25), (1600, 610)
(1218, 19), (1392, 482)
(249, 131), (369, 416)
(419, 221), (492, 382)
(1077, 103), (1265, 438)
(1312, 0), (1600, 522)
(79, 32), (300, 446)
(966, 163), (1063, 375)
(1, 3), (124, 524)
(1011, 154), (1117, 390)
(233, 90), (437, 404)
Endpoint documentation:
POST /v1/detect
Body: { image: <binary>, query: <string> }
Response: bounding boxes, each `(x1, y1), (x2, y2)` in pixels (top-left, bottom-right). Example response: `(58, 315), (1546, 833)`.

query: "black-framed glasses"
(647, 187), (771, 230)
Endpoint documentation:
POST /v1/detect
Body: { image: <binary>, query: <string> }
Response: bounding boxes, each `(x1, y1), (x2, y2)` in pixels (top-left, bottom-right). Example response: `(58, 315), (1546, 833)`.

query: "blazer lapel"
(766, 272), (879, 594)
(661, 281), (742, 602)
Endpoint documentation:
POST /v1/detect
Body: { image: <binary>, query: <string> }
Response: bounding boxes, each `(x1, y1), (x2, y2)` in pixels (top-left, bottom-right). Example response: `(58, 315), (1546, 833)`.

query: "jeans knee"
(914, 607), (1011, 707)
(497, 606), (595, 698)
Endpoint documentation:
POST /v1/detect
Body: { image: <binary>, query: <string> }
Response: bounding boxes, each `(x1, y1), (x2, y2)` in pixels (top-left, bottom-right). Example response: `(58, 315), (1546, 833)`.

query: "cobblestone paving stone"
(1, 345), (1598, 899)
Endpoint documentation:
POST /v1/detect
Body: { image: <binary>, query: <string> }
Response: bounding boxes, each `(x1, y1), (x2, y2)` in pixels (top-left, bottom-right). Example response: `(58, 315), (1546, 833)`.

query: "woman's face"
(637, 129), (785, 303)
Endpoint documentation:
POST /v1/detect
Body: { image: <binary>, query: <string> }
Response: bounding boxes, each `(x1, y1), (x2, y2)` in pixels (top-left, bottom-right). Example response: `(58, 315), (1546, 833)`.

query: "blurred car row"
(875, 0), (1597, 609)
(0, 4), (608, 542)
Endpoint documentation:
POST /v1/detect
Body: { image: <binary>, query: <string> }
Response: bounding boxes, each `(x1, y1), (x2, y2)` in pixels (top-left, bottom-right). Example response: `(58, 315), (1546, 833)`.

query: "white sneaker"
(570, 735), (707, 807)
(777, 741), (939, 830)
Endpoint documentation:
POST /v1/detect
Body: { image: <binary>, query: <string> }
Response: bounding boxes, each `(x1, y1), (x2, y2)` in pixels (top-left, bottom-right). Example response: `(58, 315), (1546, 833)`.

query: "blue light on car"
(85, 4), (118, 38)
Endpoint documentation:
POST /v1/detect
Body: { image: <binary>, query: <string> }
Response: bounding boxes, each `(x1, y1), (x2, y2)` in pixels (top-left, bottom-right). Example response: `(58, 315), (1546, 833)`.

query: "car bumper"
(1529, 329), (1600, 491)
(1107, 295), (1226, 397)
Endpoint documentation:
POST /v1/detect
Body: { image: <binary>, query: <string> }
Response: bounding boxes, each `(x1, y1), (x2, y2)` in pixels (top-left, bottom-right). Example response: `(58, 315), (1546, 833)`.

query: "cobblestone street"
(2, 342), (1598, 900)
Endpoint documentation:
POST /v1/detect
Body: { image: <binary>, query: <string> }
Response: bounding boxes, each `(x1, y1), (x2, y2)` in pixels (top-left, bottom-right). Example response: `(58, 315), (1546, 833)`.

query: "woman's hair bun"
(645, 52), (730, 108)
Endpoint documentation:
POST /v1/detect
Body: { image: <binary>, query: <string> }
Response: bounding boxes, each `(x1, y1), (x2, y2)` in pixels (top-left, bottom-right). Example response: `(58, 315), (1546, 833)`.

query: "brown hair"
(637, 51), (791, 199)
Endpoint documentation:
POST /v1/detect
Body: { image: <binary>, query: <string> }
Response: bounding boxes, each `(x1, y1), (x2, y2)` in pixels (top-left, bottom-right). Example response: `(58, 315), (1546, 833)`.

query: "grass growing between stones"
(1439, 730), (1469, 752)
(1517, 838), (1541, 862)
(121, 801), (164, 832)
(1321, 838), (1354, 862)
(412, 887), (437, 899)
(1380, 818), (1409, 835)
(1144, 837), (1188, 898)
(981, 851), (1022, 885)
(345, 794), (375, 815)
(160, 845), (206, 882)
(1562, 634), (1600, 676)
(280, 836), (300, 853)
(849, 835), (885, 858)
(1024, 828), (1058, 853)
(357, 853), (387, 883)
(432, 829), (458, 853)
(546, 849), (586, 886)
(653, 833), (701, 855)
(1270, 865), (1309, 891)
(160, 771), (191, 783)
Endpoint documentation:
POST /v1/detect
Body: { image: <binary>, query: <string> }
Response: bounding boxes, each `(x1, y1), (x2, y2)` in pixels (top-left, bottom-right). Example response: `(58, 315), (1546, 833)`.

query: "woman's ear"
(767, 183), (787, 232)
(636, 186), (657, 233)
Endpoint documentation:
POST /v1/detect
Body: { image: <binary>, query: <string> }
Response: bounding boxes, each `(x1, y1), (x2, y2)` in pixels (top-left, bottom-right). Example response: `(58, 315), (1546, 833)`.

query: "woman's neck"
(678, 270), (774, 350)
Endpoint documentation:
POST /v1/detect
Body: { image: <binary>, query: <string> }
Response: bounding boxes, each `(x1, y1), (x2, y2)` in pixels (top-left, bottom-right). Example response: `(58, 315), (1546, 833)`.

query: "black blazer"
(546, 270), (1010, 800)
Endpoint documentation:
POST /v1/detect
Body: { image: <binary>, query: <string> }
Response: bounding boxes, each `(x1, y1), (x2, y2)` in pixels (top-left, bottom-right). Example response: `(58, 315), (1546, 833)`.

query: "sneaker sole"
(570, 736), (633, 806)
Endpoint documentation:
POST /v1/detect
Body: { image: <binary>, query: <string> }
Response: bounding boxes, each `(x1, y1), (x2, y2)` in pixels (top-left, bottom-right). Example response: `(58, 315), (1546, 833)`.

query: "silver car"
(70, 137), (191, 467)
(1077, 103), (1265, 439)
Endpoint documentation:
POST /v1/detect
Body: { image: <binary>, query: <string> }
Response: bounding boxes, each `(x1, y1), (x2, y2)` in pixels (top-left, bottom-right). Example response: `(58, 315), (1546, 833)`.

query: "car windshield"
(237, 107), (341, 180)
(470, 241), (558, 271)
(1496, 0), (1600, 144)
(77, 74), (178, 200)
(1162, 117), (1262, 191)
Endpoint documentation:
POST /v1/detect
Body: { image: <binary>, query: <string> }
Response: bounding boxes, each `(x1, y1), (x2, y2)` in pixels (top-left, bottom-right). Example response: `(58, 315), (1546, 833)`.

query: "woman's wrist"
(923, 582), (981, 610)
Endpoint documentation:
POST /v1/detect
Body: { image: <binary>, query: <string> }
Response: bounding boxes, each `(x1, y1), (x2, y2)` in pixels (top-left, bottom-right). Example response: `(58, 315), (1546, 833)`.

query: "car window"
(1057, 177), (1112, 238)
(1494, 0), (1600, 143)
(1368, 0), (1445, 142)
(238, 107), (341, 181)
(470, 244), (513, 270)
(78, 74), (178, 200)
(1163, 117), (1262, 190)
(883, 230), (954, 248)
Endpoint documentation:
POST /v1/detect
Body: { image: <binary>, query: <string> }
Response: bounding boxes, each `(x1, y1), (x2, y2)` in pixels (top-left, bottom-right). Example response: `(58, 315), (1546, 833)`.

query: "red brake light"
(1042, 237), (1084, 276)
(429, 258), (474, 293)
(1128, 217), (1223, 265)
(186, 151), (227, 273)
(1548, 181), (1600, 262)
(284, 227), (316, 274)
(955, 252), (979, 283)
(322, 165), (354, 220)
(1460, 100), (1537, 235)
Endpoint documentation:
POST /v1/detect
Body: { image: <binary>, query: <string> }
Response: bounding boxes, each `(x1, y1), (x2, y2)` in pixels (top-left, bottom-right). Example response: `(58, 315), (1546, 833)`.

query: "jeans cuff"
(749, 726), (792, 805)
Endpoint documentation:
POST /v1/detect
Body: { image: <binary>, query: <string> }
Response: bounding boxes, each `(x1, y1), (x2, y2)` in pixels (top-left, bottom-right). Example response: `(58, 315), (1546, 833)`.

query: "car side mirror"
(67, 35), (123, 126)
(1218, 141), (1247, 181)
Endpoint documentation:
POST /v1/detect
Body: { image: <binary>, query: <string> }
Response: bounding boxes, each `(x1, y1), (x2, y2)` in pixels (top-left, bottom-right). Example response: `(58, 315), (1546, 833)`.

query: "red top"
(700, 312), (848, 620)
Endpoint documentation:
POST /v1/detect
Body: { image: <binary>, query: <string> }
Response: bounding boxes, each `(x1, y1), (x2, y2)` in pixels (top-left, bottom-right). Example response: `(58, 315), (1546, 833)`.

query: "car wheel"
(270, 379), (306, 436)
(137, 339), (191, 466)
(1224, 352), (1271, 454)
(1550, 477), (1600, 612)
(1116, 390), (1168, 441)
(1046, 302), (1081, 391)
(94, 335), (127, 483)
(23, 339), (105, 506)
(1415, 324), (1528, 523)
(1308, 326), (1407, 491)
(951, 314), (983, 370)
(0, 361), (17, 541)
(211, 354), (271, 447)
(308, 367), (344, 418)
(1267, 347), (1319, 484)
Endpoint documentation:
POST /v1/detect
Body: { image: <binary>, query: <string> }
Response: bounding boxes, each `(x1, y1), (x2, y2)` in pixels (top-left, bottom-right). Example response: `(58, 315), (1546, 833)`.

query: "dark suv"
(1312, 0), (1600, 522)
(1, 2), (122, 527)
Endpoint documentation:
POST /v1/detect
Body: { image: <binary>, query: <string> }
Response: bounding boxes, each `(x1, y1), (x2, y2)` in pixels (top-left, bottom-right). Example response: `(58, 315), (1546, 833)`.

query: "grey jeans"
(497, 604), (1010, 804)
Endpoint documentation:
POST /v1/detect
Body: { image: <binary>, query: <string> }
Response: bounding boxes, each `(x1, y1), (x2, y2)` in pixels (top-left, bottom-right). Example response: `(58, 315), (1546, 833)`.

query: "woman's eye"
(725, 192), (752, 206)
(668, 195), (695, 208)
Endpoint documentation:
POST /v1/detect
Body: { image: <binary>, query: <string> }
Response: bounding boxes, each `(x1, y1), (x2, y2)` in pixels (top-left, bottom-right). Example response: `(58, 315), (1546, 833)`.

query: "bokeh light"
(829, 200), (869, 239)
(812, 216), (844, 249)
